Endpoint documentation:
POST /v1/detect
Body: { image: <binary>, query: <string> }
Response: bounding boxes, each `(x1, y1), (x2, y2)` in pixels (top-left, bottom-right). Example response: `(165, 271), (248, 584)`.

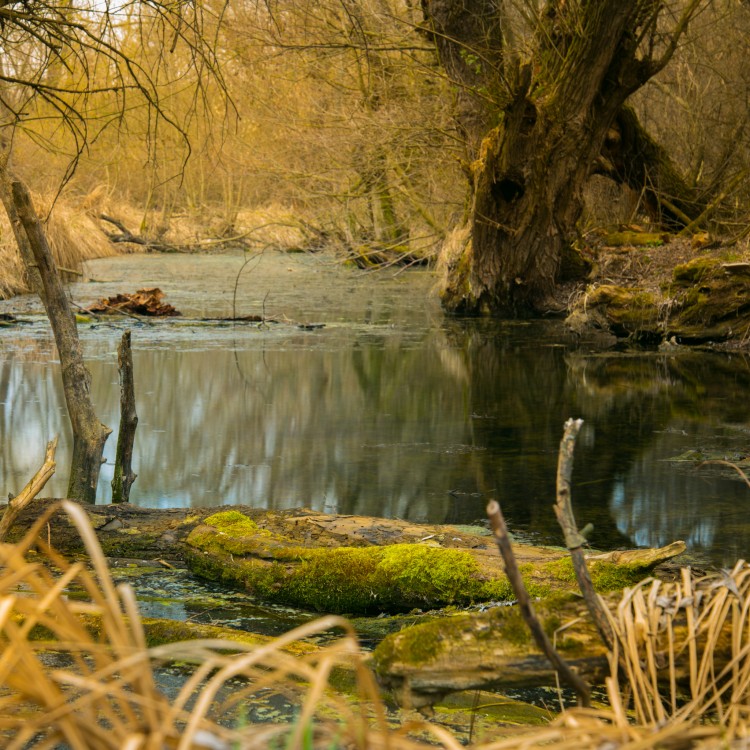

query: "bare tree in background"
(0, 0), (229, 501)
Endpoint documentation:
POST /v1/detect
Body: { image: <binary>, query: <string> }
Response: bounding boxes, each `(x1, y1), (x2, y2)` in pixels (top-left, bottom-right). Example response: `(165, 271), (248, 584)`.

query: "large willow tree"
(424, 0), (704, 316)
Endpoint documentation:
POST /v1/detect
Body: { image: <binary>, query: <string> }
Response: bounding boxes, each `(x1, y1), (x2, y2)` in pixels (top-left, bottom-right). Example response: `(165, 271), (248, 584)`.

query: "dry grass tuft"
(0, 500), (444, 749)
(2, 500), (750, 749)
(233, 203), (322, 252)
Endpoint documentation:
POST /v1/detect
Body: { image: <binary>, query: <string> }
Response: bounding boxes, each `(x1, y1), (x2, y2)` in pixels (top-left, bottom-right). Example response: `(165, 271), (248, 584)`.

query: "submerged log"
(370, 585), (736, 709)
(371, 597), (611, 708)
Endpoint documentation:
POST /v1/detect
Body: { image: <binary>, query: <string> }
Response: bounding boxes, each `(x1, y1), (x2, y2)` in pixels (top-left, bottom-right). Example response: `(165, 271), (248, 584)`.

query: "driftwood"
(0, 439), (58, 542)
(99, 214), (184, 253)
(111, 331), (138, 503)
(85, 288), (181, 317)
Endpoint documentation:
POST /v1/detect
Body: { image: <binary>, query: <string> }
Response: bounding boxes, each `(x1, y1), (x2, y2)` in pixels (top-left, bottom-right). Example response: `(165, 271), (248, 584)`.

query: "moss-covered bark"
(184, 510), (685, 616)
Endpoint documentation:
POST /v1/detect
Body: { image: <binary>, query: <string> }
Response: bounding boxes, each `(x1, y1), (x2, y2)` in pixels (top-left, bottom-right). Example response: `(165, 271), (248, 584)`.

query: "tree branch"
(554, 418), (615, 652)
(0, 437), (57, 542)
(486, 498), (591, 706)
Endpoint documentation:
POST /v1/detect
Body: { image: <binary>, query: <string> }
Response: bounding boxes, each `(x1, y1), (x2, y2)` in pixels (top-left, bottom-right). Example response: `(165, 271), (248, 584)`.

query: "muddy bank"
(565, 243), (750, 348)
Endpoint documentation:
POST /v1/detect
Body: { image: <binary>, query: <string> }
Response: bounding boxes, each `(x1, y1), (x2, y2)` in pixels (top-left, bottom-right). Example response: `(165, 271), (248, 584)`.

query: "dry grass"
(1, 500), (750, 749)
(0, 190), (122, 300)
(0, 501), (443, 750)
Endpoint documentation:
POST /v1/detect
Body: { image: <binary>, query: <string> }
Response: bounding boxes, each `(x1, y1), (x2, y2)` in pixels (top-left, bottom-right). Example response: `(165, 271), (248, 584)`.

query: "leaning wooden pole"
(486, 499), (592, 707)
(2, 176), (111, 502)
(112, 330), (138, 503)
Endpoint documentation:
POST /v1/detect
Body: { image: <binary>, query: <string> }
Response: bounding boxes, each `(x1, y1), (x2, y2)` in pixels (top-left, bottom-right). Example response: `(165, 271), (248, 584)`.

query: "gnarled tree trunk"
(425, 0), (704, 316)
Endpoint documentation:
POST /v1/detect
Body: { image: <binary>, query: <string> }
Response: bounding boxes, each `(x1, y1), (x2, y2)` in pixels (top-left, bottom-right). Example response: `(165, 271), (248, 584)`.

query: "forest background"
(0, 0), (748, 309)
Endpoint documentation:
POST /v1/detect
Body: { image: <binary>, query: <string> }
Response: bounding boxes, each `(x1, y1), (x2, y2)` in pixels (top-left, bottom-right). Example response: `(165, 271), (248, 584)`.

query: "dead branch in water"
(0, 438), (58, 542)
(554, 418), (615, 651)
(111, 331), (138, 503)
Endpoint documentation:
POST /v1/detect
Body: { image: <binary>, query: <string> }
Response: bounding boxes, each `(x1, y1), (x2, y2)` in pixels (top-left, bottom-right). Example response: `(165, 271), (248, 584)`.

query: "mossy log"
(372, 595), (609, 708)
(3, 500), (684, 615)
(371, 590), (735, 709)
(183, 510), (685, 616)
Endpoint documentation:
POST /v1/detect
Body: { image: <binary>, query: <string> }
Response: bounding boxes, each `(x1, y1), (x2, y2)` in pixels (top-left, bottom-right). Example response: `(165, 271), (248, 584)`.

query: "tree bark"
(0, 174), (111, 502)
(112, 330), (138, 503)
(599, 106), (704, 229)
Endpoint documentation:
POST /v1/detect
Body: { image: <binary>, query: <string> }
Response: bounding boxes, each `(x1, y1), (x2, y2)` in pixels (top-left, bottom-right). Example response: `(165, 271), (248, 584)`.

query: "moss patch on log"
(185, 511), (681, 616)
(187, 514), (513, 614)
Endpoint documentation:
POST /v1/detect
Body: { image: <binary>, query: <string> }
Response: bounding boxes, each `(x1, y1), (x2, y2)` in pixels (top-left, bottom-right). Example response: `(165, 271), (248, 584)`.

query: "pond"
(1, 250), (749, 568)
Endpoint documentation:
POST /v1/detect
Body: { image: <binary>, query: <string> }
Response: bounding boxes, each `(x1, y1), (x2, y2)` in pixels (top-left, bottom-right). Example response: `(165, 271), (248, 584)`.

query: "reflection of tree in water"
(1, 329), (478, 520)
(599, 352), (750, 566)
(2, 327), (749, 565)
(444, 323), (750, 560)
(441, 322), (662, 547)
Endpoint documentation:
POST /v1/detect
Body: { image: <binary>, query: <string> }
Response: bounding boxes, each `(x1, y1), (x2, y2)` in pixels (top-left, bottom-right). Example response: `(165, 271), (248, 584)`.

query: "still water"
(1, 251), (749, 567)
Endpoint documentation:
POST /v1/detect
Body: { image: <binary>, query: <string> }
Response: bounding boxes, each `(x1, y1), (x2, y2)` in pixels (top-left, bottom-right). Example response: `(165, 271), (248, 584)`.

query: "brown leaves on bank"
(86, 288), (181, 317)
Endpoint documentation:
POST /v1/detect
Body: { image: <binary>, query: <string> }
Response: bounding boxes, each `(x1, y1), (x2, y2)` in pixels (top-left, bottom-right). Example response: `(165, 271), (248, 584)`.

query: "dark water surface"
(1, 251), (749, 567)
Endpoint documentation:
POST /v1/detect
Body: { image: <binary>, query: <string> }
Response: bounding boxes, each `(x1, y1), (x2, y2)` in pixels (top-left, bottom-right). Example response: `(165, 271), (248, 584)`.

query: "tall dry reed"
(0, 191), (120, 299)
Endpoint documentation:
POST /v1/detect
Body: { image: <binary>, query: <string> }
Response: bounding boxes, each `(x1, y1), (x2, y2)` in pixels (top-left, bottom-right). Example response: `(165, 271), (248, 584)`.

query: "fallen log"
(183, 509), (685, 615)
(1, 502), (684, 615)
(371, 597), (611, 708)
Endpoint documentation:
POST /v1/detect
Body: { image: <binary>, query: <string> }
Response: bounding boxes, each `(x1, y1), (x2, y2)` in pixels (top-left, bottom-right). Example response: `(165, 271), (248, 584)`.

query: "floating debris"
(86, 287), (181, 317)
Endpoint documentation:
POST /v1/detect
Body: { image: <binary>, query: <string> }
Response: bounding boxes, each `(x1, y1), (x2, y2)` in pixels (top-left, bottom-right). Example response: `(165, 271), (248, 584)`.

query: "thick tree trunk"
(427, 0), (704, 316)
(0, 172), (111, 502)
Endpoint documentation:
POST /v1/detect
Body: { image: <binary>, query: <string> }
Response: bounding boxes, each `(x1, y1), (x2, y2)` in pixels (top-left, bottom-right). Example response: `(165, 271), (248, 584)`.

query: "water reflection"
(1, 315), (750, 567)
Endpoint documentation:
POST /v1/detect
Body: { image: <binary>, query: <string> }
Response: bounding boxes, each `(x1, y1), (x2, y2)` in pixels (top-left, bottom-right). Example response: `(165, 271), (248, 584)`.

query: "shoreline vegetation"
(0, 196), (749, 348)
(6, 425), (750, 747)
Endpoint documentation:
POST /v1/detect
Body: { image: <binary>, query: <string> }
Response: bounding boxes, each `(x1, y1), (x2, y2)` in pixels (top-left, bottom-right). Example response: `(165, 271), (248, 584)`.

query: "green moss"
(588, 561), (648, 591)
(188, 520), (516, 614)
(604, 231), (667, 247)
(371, 615), (466, 668)
(492, 607), (531, 647)
(538, 556), (654, 594)
(672, 257), (719, 284)
(188, 511), (660, 616)
(204, 510), (271, 537)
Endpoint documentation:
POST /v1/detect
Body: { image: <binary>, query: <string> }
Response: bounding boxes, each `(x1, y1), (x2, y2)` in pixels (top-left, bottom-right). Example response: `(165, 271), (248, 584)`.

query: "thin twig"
(486, 499), (591, 706)
(554, 418), (615, 651)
